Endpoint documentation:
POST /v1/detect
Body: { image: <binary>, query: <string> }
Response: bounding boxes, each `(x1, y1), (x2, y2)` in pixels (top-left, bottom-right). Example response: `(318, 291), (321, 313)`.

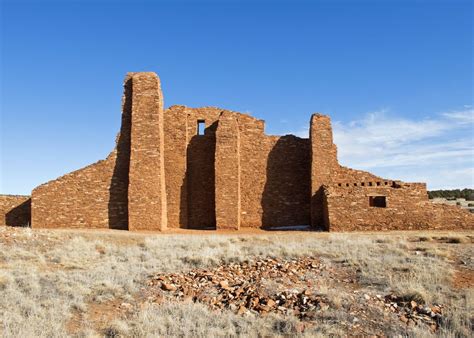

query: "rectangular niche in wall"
(197, 120), (206, 135)
(369, 196), (386, 208)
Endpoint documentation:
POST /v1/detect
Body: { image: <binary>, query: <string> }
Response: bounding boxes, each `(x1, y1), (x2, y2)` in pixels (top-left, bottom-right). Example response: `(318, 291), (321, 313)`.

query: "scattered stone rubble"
(146, 256), (445, 332)
(383, 294), (444, 332)
(147, 257), (331, 319)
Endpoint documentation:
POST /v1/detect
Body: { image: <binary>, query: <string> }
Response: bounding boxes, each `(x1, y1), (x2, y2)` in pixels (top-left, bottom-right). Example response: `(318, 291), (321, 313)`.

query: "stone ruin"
(1, 72), (473, 231)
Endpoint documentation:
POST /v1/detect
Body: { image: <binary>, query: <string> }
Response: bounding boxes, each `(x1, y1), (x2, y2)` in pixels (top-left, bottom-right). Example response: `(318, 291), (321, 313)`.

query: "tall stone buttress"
(310, 114), (338, 230)
(127, 72), (168, 230)
(215, 111), (241, 230)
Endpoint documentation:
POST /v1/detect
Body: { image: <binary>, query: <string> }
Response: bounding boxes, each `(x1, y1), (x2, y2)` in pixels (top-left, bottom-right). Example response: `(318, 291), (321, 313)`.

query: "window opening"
(369, 196), (386, 208)
(197, 120), (205, 135)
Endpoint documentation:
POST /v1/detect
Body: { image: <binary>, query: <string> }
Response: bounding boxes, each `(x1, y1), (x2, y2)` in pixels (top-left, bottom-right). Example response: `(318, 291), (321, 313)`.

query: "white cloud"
(286, 107), (474, 190)
(332, 108), (474, 189)
(441, 108), (474, 124)
(291, 126), (308, 138)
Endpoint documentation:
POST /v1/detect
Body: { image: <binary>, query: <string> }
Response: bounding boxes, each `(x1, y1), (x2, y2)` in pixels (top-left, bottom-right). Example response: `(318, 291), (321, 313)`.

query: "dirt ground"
(0, 225), (472, 337)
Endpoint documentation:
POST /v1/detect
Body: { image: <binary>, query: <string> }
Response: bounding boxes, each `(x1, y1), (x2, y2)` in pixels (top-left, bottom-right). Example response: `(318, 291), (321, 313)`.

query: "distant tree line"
(428, 188), (474, 201)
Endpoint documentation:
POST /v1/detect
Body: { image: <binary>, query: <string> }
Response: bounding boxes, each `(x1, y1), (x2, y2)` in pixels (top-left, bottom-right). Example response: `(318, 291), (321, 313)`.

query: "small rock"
(120, 302), (132, 310)
(266, 299), (276, 308)
(161, 283), (177, 292)
(237, 305), (246, 315)
(295, 322), (305, 333)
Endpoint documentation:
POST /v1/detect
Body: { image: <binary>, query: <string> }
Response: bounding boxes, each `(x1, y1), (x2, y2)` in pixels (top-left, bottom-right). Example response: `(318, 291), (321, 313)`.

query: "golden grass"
(0, 227), (472, 337)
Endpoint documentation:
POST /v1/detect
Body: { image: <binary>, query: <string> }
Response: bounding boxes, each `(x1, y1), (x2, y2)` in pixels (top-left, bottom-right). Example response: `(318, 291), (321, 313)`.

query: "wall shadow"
(184, 121), (217, 229)
(261, 136), (311, 229)
(107, 78), (132, 230)
(311, 186), (329, 231)
(5, 199), (31, 227)
(179, 175), (188, 229)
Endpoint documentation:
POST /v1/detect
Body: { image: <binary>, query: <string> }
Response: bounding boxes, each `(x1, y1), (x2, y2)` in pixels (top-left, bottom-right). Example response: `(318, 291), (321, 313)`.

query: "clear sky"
(1, 0), (473, 195)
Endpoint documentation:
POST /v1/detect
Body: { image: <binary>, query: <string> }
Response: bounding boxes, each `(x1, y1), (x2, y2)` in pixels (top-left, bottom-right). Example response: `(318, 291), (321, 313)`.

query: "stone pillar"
(128, 72), (168, 231)
(215, 111), (241, 230)
(310, 114), (338, 230)
(163, 105), (188, 229)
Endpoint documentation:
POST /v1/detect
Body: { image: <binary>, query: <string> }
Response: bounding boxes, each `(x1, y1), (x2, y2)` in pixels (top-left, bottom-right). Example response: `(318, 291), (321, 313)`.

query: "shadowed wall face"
(0, 195), (31, 226)
(186, 134), (216, 229)
(163, 107), (222, 229)
(227, 115), (311, 228)
(261, 136), (311, 227)
(107, 76), (132, 230)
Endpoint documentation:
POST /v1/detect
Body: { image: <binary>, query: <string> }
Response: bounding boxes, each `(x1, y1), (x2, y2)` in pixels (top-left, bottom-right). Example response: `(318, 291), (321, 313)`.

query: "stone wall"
(215, 112), (241, 230)
(235, 115), (310, 228)
(162, 106), (311, 229)
(184, 108), (221, 229)
(0, 195), (31, 227)
(325, 183), (474, 231)
(127, 73), (167, 231)
(18, 71), (473, 232)
(31, 74), (133, 229)
(163, 105), (188, 229)
(310, 114), (339, 229)
(163, 106), (223, 229)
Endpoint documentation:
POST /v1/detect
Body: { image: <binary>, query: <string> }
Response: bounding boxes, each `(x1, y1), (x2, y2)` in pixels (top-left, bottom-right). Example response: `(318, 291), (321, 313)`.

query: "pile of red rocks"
(383, 294), (444, 331)
(145, 256), (446, 333)
(147, 257), (330, 318)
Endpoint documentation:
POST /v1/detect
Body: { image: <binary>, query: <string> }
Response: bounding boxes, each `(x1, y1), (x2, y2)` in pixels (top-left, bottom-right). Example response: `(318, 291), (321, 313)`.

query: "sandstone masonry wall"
(32, 158), (119, 229)
(215, 112), (241, 230)
(163, 107), (310, 229)
(31, 76), (132, 229)
(184, 108), (221, 229)
(163, 106), (222, 229)
(0, 195), (31, 227)
(128, 73), (167, 231)
(21, 71), (473, 232)
(163, 105), (188, 229)
(310, 114), (338, 229)
(325, 183), (474, 231)
(236, 115), (310, 228)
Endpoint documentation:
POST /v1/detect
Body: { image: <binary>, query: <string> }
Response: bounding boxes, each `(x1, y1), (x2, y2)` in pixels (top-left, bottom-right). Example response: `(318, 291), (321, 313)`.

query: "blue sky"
(1, 0), (473, 195)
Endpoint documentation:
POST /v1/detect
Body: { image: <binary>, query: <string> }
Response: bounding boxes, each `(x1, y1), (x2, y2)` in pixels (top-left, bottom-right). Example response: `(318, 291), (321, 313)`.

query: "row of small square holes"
(337, 181), (394, 187)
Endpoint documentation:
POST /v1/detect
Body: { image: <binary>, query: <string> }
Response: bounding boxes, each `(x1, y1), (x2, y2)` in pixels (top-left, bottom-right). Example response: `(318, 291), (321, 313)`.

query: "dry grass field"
(0, 226), (472, 337)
